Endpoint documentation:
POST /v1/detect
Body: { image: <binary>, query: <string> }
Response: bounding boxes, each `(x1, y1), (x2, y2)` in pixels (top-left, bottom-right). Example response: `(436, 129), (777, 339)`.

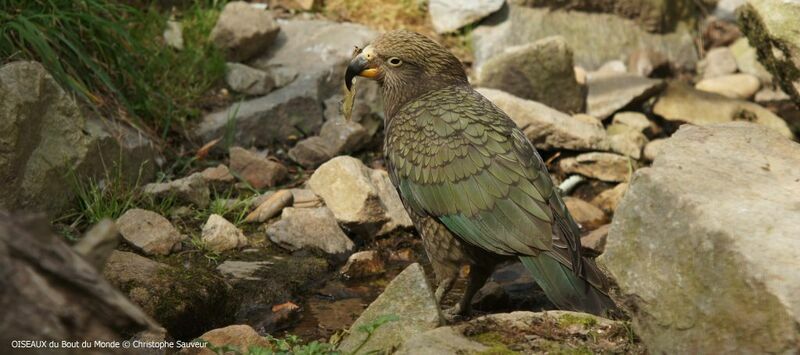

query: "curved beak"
(345, 53), (379, 91)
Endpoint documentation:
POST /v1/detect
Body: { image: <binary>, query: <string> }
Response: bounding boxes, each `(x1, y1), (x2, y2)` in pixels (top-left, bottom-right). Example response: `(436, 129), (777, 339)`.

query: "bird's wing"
(386, 86), (581, 264)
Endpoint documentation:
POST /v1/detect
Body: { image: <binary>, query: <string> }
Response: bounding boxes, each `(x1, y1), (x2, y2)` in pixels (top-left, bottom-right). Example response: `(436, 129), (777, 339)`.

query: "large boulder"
(429, 0), (505, 34)
(0, 61), (159, 216)
(472, 5), (698, 73)
(265, 207), (355, 258)
(601, 123), (800, 353)
(738, 0), (800, 107)
(476, 36), (585, 113)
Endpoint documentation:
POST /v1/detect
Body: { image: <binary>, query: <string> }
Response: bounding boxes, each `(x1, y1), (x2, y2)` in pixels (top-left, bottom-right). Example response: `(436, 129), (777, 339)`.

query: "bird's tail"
(520, 254), (617, 316)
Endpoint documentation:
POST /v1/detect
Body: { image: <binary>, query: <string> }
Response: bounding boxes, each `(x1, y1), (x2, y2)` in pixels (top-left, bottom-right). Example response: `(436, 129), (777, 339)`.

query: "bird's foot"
(442, 304), (470, 323)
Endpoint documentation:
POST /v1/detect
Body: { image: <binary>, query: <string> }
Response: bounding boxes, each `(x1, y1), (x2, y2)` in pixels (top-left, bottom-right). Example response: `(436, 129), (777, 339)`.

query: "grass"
(324, 0), (429, 34)
(0, 0), (227, 139)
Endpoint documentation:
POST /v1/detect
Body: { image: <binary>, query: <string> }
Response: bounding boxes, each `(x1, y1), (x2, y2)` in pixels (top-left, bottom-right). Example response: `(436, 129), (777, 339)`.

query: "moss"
(471, 332), (519, 355)
(557, 314), (598, 329)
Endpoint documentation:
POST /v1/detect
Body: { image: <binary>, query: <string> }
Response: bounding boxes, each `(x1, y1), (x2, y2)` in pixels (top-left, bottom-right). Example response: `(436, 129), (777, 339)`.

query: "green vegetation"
(558, 313), (599, 329)
(0, 0), (226, 138)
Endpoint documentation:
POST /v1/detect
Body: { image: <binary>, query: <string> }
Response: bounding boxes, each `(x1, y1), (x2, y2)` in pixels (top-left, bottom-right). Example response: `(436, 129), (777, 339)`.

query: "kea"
(345, 30), (616, 317)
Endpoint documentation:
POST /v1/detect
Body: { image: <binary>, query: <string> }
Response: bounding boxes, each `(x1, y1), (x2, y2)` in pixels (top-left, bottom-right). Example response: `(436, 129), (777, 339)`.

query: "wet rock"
(602, 123), (800, 354)
(697, 47), (737, 79)
(652, 82), (793, 138)
(217, 260), (273, 282)
(606, 124), (648, 159)
(337, 263), (443, 354)
(429, 0), (504, 34)
(340, 250), (386, 279)
(472, 5), (698, 73)
(0, 61), (159, 215)
(590, 182), (629, 214)
(266, 207), (354, 257)
(695, 73), (761, 99)
(164, 19), (184, 50)
(564, 197), (607, 229)
(738, 0), (800, 106)
(478, 88), (608, 151)
(229, 147), (287, 189)
(581, 224), (610, 256)
(200, 164), (236, 190)
(477, 36), (585, 113)
(586, 72), (664, 120)
(307, 156), (411, 238)
(395, 327), (489, 355)
(143, 173), (211, 208)
(210, 2), (280, 62)
(627, 49), (668, 77)
(103, 251), (228, 340)
(642, 138), (667, 161)
(245, 189), (293, 223)
(225, 62), (275, 96)
(559, 153), (632, 183)
(117, 209), (184, 256)
(612, 111), (652, 133)
(202, 214), (247, 252)
(179, 324), (270, 355)
(729, 37), (773, 83)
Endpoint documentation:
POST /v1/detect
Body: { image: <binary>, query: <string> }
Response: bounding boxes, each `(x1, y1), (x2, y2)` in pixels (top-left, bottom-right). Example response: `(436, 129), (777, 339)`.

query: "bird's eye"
(387, 57), (403, 67)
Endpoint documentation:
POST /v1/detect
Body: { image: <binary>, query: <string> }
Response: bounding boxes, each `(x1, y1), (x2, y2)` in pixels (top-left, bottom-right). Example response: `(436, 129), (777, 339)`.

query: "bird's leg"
(445, 263), (494, 318)
(434, 275), (457, 304)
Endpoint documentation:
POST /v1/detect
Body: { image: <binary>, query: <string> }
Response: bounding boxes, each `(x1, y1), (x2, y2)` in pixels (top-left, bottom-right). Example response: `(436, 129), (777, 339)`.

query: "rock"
(290, 188), (322, 208)
(581, 224), (610, 256)
(0, 61), (159, 216)
(478, 88), (608, 151)
(307, 156), (412, 237)
(559, 152), (632, 182)
(564, 197), (607, 229)
(116, 209), (184, 256)
(337, 263), (443, 354)
(429, 0), (504, 34)
(340, 250), (386, 279)
(472, 5), (698, 73)
(217, 260), (274, 282)
(586, 72), (664, 120)
(163, 19), (184, 50)
(754, 86), (791, 103)
(476, 36), (585, 113)
(606, 124), (648, 159)
(590, 182), (629, 214)
(652, 82), (793, 138)
(143, 173), (210, 208)
(73, 219), (119, 271)
(200, 164), (236, 189)
(201, 214), (248, 252)
(695, 73), (761, 99)
(601, 122), (800, 354)
(288, 118), (370, 168)
(738, 0), (800, 107)
(245, 189), (293, 223)
(266, 207), (355, 257)
(642, 138), (667, 161)
(729, 37), (773, 83)
(612, 111), (652, 133)
(712, 0), (746, 22)
(395, 326), (489, 355)
(697, 47), (738, 79)
(103, 251), (228, 339)
(180, 324), (270, 355)
(229, 147), (287, 189)
(286, 137), (334, 168)
(210, 2), (280, 62)
(225, 62), (275, 96)
(702, 17), (743, 49)
(627, 49), (669, 77)
(597, 60), (627, 74)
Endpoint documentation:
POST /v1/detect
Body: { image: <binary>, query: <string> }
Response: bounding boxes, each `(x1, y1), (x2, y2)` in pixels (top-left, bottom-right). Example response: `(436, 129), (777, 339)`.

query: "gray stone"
(210, 2), (280, 62)
(612, 111), (652, 132)
(695, 73), (761, 99)
(225, 62), (275, 96)
(266, 207), (354, 256)
(729, 37), (773, 83)
(738, 0), (800, 107)
(477, 36), (584, 113)
(370, 169), (414, 235)
(754, 86), (791, 103)
(288, 118), (370, 168)
(601, 122), (800, 354)
(338, 263), (443, 354)
(291, 188), (322, 208)
(117, 209), (184, 256)
(0, 61), (159, 216)
(200, 164), (236, 190)
(559, 152), (632, 182)
(586, 72), (664, 120)
(72, 219), (119, 270)
(217, 260), (274, 282)
(429, 0), (504, 33)
(698, 47), (738, 79)
(642, 138), (667, 161)
(652, 82), (793, 138)
(395, 326), (489, 355)
(478, 88), (608, 151)
(201, 214), (248, 252)
(228, 147), (287, 189)
(606, 124), (649, 159)
(143, 173), (210, 208)
(472, 5), (698, 73)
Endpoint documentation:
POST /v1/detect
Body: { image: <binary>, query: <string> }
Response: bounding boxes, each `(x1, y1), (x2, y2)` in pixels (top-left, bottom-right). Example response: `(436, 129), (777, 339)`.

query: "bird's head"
(345, 30), (468, 116)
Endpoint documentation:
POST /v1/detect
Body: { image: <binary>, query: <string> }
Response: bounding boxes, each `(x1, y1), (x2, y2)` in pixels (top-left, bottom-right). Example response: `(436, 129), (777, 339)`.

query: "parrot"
(344, 30), (616, 317)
